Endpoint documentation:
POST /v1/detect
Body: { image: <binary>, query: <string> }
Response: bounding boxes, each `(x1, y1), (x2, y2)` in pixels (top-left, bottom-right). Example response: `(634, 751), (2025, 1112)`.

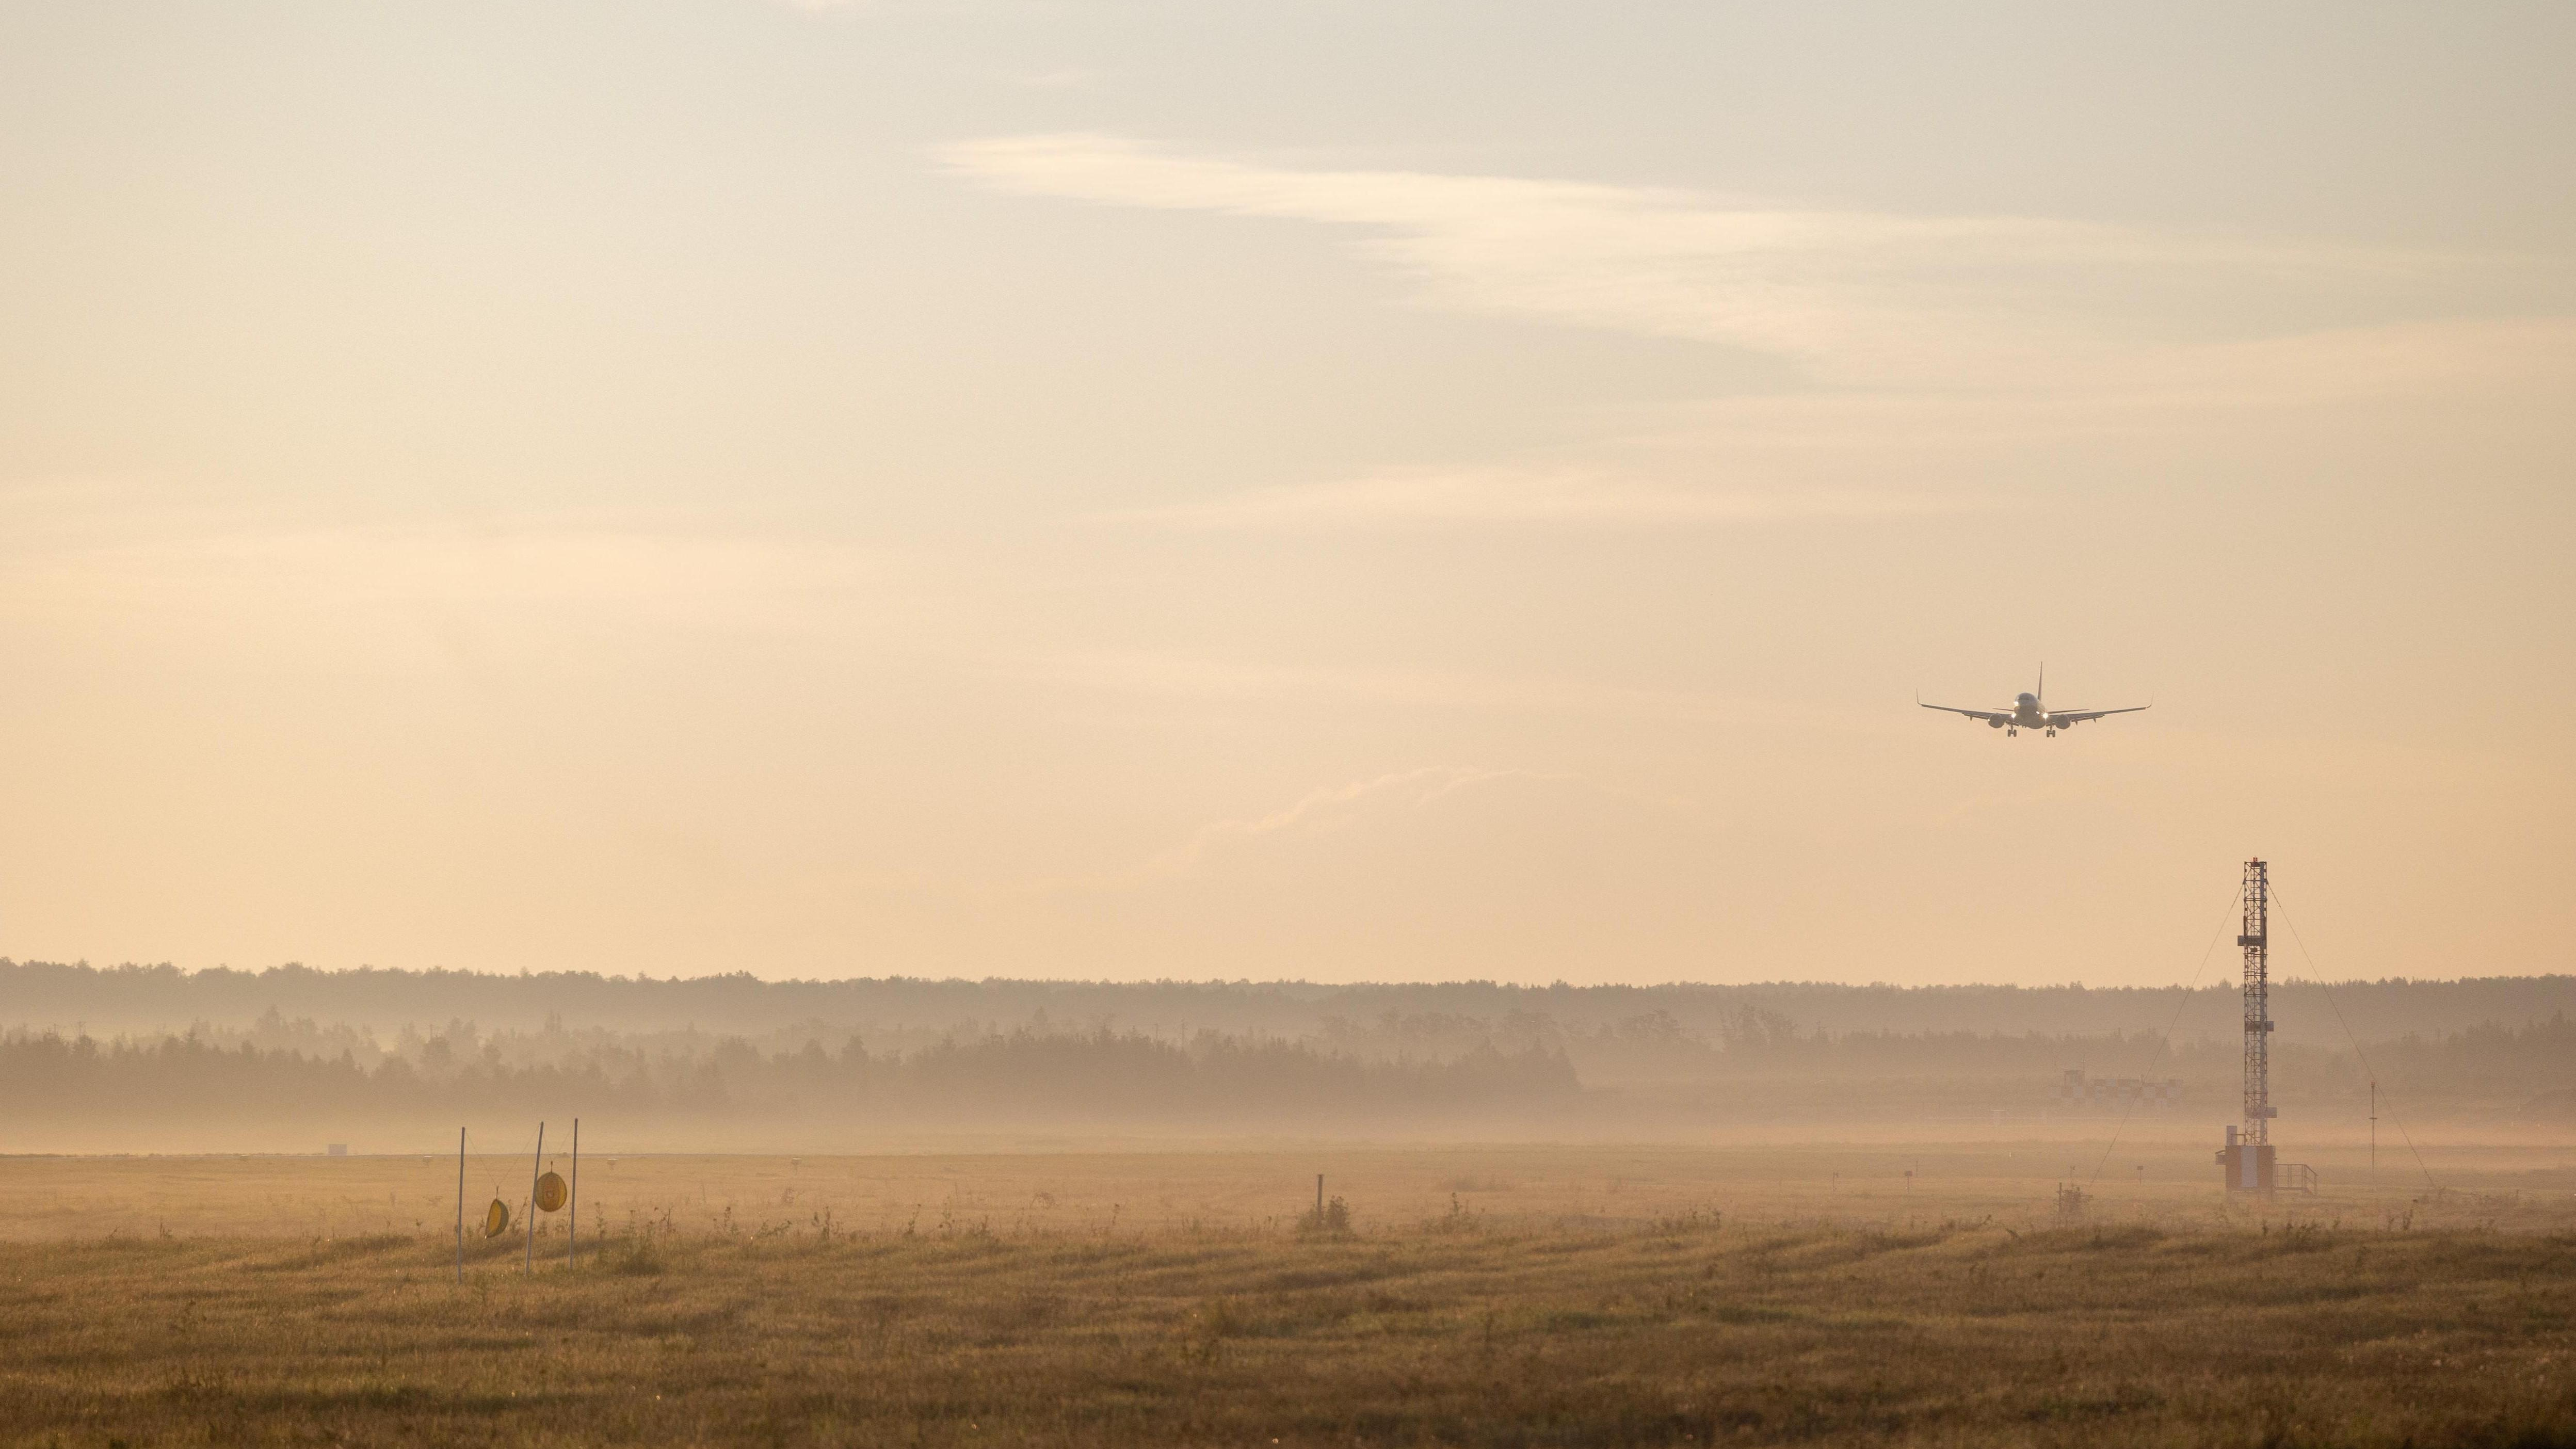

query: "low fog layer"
(3, 962), (2570, 1152)
(13, 960), (2573, 1048)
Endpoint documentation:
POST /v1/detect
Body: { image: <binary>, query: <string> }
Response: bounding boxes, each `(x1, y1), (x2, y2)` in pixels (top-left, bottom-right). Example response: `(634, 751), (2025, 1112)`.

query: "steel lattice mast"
(2239, 859), (2272, 1146)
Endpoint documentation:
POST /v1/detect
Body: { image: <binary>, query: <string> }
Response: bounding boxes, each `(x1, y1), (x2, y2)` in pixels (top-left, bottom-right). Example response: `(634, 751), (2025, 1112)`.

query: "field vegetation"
(6, 966), (2572, 1441)
(3, 1146), (2573, 1446)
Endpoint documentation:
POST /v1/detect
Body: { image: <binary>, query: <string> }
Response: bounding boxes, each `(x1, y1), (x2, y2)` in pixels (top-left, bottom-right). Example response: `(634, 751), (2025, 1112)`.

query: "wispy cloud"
(1121, 464), (2003, 530)
(939, 133), (2486, 390)
(1026, 650), (1896, 736)
(0, 488), (901, 647)
(941, 134), (2570, 533)
(1147, 765), (1514, 874)
(1006, 67), (1103, 91)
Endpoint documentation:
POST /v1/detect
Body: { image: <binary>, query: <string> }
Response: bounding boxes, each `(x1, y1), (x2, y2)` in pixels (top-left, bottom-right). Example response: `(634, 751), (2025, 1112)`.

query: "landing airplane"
(1919, 667), (2149, 738)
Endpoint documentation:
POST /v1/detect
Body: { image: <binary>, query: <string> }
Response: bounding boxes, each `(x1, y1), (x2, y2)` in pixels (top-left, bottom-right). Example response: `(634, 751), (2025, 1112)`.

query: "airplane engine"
(1988, 717), (2006, 729)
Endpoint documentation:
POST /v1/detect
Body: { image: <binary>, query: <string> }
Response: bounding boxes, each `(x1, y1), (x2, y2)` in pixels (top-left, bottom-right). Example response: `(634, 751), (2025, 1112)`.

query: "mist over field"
(7, 960), (2570, 1153)
(4, 0), (2574, 1440)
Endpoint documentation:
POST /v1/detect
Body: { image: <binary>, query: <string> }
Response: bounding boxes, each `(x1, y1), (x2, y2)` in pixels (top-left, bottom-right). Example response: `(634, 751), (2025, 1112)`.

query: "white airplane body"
(1920, 667), (2148, 738)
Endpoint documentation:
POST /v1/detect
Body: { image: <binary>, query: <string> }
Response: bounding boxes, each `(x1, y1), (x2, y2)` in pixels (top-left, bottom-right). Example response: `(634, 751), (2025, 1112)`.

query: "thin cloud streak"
(1144, 765), (1514, 875)
(950, 136), (2569, 535)
(852, 766), (1575, 895)
(0, 496), (901, 646)
(1027, 650), (1895, 736)
(938, 133), (2491, 389)
(1120, 465), (2008, 530)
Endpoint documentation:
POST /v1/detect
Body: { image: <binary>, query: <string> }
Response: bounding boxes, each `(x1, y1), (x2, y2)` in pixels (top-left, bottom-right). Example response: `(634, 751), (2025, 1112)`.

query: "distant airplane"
(1919, 666), (2149, 738)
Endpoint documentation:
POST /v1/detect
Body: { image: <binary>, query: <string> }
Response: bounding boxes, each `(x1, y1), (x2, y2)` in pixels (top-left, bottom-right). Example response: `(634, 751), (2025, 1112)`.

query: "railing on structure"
(2277, 1163), (2319, 1195)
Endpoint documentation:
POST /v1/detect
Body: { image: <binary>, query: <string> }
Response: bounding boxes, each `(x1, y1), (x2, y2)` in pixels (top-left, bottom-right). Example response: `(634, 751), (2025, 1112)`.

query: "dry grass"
(3, 1144), (2573, 1446)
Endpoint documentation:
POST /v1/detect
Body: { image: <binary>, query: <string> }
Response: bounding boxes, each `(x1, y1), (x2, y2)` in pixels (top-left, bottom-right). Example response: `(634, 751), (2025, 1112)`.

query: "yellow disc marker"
(535, 1171), (568, 1214)
(484, 1199), (511, 1238)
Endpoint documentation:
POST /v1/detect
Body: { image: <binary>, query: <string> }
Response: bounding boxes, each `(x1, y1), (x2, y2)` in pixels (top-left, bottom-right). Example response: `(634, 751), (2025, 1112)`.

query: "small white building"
(2057, 1069), (2183, 1108)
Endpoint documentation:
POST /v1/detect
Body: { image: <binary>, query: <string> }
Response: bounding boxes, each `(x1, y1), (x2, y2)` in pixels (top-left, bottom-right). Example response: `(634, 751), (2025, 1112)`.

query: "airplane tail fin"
(2037, 662), (2044, 707)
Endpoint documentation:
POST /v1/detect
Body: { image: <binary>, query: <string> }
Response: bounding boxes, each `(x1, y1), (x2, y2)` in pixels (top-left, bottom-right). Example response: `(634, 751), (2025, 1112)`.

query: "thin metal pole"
(525, 1122), (544, 1277)
(568, 1119), (579, 1268)
(1316, 1174), (1324, 1219)
(455, 1127), (466, 1283)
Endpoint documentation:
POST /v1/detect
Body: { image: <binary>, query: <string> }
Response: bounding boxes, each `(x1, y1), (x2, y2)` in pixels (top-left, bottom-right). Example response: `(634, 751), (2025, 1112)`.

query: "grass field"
(4, 1142), (2574, 1446)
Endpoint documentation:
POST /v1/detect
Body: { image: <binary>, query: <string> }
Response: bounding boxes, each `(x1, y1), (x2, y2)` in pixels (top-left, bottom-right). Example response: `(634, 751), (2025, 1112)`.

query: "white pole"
(524, 1122), (544, 1277)
(568, 1119), (579, 1268)
(455, 1126), (466, 1283)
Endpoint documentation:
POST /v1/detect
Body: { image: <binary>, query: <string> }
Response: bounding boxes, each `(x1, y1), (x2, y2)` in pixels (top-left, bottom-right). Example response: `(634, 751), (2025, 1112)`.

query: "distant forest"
(9, 958), (2573, 1048)
(2, 960), (2571, 1149)
(0, 1026), (1578, 1141)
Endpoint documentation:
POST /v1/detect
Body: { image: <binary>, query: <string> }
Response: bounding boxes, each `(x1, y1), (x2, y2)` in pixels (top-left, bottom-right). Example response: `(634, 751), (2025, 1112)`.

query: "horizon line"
(4, 958), (2565, 994)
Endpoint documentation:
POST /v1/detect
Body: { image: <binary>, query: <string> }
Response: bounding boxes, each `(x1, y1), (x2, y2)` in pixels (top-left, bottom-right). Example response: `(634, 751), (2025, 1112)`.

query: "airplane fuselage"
(1920, 670), (2148, 736)
(1985, 694), (2076, 733)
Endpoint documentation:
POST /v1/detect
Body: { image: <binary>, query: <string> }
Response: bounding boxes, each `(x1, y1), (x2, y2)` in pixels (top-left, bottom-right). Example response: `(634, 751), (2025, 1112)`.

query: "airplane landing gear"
(2045, 728), (2057, 737)
(2006, 728), (2018, 737)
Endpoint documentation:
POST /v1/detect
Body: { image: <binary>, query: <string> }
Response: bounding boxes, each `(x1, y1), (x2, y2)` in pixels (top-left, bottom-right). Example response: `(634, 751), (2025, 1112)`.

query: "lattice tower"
(2239, 858), (2272, 1146)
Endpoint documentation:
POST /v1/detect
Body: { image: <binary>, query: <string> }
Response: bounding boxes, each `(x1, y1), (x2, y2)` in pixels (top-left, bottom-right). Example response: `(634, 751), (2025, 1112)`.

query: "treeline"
(1574, 1011), (2576, 1086)
(6, 963), (2571, 1145)
(2333, 1014), (2576, 1109)
(145, 1002), (2576, 1105)
(8, 959), (2570, 1052)
(6, 1008), (2569, 1145)
(0, 1026), (1581, 1138)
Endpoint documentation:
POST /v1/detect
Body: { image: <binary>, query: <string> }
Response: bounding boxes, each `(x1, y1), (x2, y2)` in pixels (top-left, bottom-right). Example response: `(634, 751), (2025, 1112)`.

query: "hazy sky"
(4, 2), (2571, 987)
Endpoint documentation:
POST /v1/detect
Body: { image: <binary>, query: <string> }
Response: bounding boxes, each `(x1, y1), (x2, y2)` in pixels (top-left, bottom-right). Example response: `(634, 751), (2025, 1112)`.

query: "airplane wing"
(1919, 700), (2013, 724)
(2045, 705), (2151, 726)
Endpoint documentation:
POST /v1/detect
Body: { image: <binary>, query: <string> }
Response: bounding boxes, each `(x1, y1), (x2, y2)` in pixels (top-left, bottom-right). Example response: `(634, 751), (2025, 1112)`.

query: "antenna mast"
(2216, 858), (2307, 1193)
(2240, 858), (2272, 1147)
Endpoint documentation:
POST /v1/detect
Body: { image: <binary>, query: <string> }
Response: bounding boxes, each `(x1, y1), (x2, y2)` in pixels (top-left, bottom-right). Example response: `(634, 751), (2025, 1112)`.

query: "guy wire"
(2266, 883), (2441, 1193)
(2087, 882), (2243, 1187)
